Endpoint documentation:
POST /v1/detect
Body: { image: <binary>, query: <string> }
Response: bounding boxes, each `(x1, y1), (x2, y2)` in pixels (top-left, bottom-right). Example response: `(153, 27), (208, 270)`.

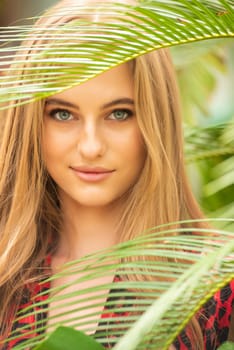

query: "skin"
(42, 63), (146, 262)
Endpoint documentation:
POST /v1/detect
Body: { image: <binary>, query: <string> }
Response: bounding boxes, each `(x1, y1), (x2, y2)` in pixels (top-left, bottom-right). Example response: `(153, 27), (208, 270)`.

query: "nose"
(77, 119), (106, 160)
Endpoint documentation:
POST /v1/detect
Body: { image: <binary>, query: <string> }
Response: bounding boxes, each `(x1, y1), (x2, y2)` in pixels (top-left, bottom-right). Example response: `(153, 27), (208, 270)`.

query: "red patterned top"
(1, 256), (234, 350)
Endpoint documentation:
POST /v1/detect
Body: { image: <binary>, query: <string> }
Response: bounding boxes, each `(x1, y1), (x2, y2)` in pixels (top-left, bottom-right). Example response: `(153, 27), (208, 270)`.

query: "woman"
(0, 0), (233, 349)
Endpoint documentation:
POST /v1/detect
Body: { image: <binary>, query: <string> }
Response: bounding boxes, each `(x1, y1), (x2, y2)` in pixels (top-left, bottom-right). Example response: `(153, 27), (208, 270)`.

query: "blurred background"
(0, 0), (233, 228)
(0, 0), (57, 25)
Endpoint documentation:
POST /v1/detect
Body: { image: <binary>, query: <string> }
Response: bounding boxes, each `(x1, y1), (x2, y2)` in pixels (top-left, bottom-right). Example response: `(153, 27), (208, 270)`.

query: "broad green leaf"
(217, 342), (234, 350)
(33, 326), (105, 350)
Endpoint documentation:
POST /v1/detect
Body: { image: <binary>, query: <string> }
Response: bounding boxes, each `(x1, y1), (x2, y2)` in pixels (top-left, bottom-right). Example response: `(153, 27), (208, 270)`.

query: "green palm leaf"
(0, 0), (233, 109)
(3, 220), (234, 350)
(184, 120), (234, 226)
(184, 120), (234, 162)
(1, 2), (233, 349)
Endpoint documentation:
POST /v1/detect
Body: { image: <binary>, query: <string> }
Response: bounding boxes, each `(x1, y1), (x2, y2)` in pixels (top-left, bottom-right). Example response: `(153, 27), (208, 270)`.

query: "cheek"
(42, 123), (74, 162)
(115, 125), (146, 176)
(133, 131), (147, 178)
(42, 127), (58, 165)
(127, 127), (146, 163)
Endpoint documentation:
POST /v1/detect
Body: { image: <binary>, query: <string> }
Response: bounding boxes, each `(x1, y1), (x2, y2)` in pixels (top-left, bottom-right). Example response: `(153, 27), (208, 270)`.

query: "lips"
(71, 166), (113, 173)
(70, 166), (115, 182)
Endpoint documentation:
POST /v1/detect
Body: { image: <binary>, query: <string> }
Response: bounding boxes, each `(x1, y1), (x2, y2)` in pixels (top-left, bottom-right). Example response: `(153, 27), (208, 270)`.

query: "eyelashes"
(46, 107), (134, 122)
(108, 109), (133, 121)
(48, 108), (73, 121)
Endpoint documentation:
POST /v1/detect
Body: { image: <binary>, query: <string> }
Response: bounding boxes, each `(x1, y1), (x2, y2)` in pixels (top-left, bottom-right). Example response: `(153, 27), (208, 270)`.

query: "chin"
(61, 187), (127, 209)
(72, 195), (116, 208)
(89, 197), (119, 207)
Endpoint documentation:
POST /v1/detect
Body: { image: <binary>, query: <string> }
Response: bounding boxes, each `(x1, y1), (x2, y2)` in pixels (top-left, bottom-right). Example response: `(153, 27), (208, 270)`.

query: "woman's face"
(42, 63), (146, 208)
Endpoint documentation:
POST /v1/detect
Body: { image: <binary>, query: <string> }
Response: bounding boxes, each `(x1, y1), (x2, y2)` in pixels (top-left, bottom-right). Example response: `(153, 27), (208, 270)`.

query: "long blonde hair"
(0, 0), (206, 347)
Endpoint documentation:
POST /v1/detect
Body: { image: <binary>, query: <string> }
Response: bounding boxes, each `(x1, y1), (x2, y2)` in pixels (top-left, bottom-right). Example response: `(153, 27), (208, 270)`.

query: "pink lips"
(70, 166), (115, 182)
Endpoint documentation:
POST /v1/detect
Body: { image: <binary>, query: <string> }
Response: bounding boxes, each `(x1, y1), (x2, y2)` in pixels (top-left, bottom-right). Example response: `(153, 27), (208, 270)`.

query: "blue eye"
(49, 109), (73, 121)
(109, 109), (132, 121)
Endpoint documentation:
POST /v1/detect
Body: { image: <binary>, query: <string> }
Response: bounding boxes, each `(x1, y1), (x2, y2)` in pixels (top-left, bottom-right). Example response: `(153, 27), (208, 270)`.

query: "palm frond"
(204, 157), (234, 196)
(171, 39), (233, 124)
(3, 220), (234, 350)
(0, 0), (233, 109)
(184, 120), (234, 224)
(184, 120), (234, 162)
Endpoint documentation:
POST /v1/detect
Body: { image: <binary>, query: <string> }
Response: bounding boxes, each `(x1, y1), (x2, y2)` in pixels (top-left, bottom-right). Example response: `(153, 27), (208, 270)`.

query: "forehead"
(45, 63), (134, 104)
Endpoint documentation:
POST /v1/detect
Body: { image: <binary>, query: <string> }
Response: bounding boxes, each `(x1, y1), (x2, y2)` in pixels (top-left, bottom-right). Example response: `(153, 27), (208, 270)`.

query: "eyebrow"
(45, 97), (135, 110)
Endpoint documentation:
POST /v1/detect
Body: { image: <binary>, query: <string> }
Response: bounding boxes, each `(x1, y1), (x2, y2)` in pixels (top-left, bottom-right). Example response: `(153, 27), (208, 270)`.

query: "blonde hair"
(0, 0), (207, 348)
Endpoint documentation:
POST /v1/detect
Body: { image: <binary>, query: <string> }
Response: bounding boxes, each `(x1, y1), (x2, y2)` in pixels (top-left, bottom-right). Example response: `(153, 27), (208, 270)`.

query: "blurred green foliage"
(172, 40), (234, 228)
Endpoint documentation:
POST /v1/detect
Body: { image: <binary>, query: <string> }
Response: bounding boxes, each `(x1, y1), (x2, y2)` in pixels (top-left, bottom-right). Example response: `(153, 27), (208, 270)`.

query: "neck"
(55, 196), (121, 263)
